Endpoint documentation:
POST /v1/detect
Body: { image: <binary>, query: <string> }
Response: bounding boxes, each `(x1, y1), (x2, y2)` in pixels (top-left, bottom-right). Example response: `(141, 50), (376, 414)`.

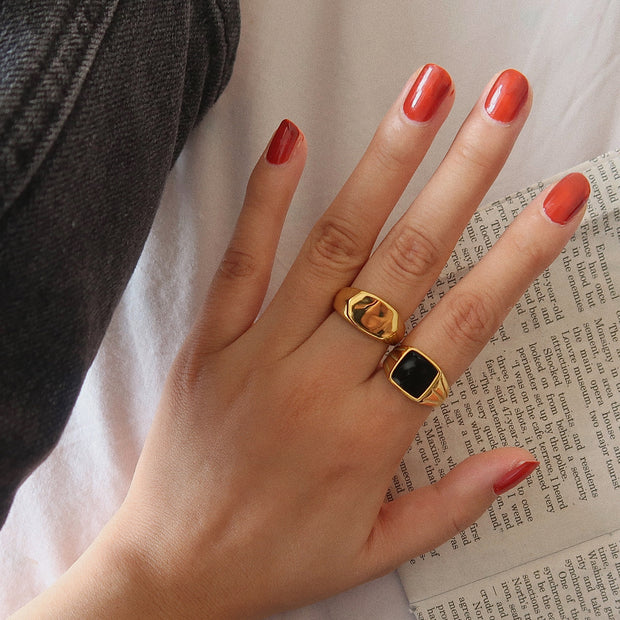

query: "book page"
(412, 530), (620, 620)
(392, 152), (620, 609)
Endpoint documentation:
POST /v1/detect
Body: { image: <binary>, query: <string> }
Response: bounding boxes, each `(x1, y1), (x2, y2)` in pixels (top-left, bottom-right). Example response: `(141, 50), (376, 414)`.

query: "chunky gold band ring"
(383, 345), (449, 406)
(333, 287), (405, 345)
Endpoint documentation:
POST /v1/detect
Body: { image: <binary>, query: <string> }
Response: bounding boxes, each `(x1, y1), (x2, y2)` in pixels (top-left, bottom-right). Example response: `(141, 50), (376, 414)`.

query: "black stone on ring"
(383, 346), (449, 406)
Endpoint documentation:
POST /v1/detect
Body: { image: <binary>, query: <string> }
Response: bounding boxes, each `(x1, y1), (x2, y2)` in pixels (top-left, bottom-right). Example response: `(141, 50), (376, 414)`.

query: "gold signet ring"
(333, 287), (405, 345)
(383, 345), (450, 406)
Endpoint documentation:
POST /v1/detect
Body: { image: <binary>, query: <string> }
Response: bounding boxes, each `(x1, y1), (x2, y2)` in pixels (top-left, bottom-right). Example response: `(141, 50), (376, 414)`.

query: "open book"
(392, 151), (620, 619)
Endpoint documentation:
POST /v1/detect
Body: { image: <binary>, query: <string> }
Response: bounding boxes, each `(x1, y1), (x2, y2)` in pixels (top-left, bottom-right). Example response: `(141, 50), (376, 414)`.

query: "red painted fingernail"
(484, 69), (529, 123)
(266, 119), (300, 164)
(493, 461), (539, 495)
(543, 173), (591, 224)
(403, 64), (452, 123)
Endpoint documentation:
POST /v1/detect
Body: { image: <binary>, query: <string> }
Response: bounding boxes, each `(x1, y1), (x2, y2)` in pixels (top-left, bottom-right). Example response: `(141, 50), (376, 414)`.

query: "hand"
(15, 65), (589, 619)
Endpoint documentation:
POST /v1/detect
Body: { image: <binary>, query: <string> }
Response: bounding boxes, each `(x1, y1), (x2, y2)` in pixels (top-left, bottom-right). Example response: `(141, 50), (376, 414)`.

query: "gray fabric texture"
(0, 0), (240, 527)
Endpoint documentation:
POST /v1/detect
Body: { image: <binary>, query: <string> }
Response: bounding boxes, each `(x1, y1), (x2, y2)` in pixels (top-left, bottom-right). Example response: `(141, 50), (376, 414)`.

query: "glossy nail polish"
(484, 69), (529, 123)
(493, 460), (539, 495)
(266, 119), (300, 164)
(403, 64), (452, 122)
(543, 173), (591, 224)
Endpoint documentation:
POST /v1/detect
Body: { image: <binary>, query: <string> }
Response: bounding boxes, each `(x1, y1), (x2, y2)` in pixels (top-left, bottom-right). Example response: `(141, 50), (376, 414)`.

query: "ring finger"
(373, 172), (590, 436)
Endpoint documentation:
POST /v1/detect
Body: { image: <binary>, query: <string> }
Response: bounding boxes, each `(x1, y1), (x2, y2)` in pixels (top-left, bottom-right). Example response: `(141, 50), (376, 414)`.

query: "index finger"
(257, 64), (454, 355)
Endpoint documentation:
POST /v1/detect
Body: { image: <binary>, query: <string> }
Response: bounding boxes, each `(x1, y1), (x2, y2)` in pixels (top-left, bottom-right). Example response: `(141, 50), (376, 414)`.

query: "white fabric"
(2, 1), (620, 617)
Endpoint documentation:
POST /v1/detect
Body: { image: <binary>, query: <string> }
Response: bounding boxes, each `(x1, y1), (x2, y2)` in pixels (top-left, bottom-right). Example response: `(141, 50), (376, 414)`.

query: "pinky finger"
(361, 447), (538, 577)
(194, 120), (306, 353)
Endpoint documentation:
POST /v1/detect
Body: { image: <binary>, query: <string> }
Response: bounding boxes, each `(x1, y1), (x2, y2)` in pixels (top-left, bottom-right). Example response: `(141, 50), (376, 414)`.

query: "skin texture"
(12, 66), (588, 619)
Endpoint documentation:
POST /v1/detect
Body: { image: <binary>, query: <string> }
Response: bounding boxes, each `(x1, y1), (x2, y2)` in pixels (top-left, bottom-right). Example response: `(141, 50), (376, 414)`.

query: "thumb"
(362, 447), (539, 577)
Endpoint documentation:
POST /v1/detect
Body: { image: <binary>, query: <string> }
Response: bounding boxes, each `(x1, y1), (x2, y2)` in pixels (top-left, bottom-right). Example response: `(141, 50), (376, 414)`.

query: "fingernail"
(484, 69), (529, 123)
(403, 64), (452, 123)
(493, 460), (539, 495)
(543, 173), (591, 224)
(266, 119), (300, 165)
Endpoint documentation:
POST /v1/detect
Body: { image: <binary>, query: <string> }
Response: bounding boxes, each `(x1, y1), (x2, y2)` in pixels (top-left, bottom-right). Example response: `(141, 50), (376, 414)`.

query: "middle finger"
(319, 69), (531, 378)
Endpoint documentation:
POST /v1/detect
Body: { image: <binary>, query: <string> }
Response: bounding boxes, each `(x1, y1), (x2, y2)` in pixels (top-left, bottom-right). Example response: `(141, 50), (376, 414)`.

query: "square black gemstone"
(391, 350), (438, 399)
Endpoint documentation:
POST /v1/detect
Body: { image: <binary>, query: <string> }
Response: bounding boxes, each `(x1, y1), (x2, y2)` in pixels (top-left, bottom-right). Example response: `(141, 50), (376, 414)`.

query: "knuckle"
(440, 289), (498, 349)
(306, 215), (368, 276)
(450, 134), (496, 178)
(447, 504), (469, 538)
(506, 228), (547, 271)
(165, 339), (206, 413)
(371, 131), (412, 175)
(382, 224), (443, 283)
(432, 483), (469, 538)
(218, 246), (260, 281)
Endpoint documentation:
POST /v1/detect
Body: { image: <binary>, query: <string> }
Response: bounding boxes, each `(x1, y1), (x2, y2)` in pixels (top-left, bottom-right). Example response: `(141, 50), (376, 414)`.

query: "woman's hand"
(14, 65), (589, 619)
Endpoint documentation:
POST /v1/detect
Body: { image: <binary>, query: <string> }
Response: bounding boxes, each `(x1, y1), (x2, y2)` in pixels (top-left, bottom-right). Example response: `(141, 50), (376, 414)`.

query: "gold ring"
(333, 287), (405, 345)
(383, 345), (449, 406)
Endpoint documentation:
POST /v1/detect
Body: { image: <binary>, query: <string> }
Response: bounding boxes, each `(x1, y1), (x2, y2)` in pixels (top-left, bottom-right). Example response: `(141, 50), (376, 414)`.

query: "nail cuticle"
(541, 199), (588, 226)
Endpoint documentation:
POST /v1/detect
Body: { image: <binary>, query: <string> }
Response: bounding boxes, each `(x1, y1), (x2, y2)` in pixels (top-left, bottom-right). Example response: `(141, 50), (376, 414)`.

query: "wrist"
(11, 512), (162, 619)
(77, 506), (248, 619)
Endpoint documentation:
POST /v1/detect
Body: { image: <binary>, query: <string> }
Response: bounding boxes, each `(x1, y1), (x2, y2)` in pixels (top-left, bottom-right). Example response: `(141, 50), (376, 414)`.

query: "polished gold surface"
(333, 287), (405, 344)
(383, 345), (450, 407)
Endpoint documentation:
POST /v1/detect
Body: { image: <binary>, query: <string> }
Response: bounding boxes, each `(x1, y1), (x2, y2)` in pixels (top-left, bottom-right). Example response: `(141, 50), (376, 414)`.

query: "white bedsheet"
(2, 1), (619, 617)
